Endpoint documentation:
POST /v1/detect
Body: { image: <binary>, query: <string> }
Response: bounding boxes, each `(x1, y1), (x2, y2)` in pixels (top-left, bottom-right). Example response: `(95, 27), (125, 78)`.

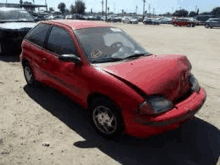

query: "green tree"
(49, 7), (54, 12)
(173, 9), (188, 17)
(189, 11), (197, 17)
(70, 4), (76, 14)
(23, 1), (34, 11)
(75, 0), (86, 14)
(58, 2), (66, 14)
(211, 7), (220, 16)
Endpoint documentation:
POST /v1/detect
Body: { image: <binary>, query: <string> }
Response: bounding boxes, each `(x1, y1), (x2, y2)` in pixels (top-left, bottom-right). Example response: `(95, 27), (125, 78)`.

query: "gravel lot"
(0, 23), (219, 165)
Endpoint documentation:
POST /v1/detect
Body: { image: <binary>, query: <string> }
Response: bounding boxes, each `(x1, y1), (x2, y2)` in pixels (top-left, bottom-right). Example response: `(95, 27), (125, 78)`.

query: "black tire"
(23, 62), (39, 87)
(205, 24), (209, 28)
(89, 97), (124, 139)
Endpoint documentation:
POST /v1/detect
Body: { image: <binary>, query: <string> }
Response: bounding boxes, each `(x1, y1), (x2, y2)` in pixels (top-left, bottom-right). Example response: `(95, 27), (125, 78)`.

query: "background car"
(130, 17), (139, 24)
(204, 18), (220, 28)
(143, 18), (160, 25)
(45, 14), (64, 20)
(66, 14), (74, 19)
(20, 20), (206, 139)
(0, 7), (36, 55)
(122, 17), (138, 24)
(110, 16), (122, 22)
(122, 16), (131, 24)
(172, 18), (195, 27)
(193, 15), (216, 25)
(158, 17), (173, 24)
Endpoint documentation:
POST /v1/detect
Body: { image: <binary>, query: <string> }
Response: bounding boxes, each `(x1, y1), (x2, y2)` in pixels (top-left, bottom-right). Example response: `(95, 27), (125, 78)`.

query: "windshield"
(0, 8), (34, 22)
(75, 27), (149, 63)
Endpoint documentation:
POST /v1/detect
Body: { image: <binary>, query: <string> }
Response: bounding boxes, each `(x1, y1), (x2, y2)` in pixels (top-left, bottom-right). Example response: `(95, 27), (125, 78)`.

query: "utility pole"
(148, 4), (151, 15)
(114, 3), (115, 14)
(143, 0), (146, 20)
(102, 0), (104, 16)
(105, 0), (107, 22)
(136, 5), (138, 15)
(45, 0), (48, 11)
(153, 8), (155, 16)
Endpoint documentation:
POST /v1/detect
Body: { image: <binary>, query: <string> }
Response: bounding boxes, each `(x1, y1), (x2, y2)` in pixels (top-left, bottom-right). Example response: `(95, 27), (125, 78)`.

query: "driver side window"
(46, 26), (77, 56)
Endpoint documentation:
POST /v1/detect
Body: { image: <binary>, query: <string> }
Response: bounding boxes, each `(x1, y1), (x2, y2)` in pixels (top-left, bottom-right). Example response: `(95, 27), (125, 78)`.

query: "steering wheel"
(110, 42), (123, 49)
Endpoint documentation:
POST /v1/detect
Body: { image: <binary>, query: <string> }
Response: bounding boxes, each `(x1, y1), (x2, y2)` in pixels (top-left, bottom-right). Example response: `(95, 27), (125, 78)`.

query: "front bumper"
(124, 88), (206, 137)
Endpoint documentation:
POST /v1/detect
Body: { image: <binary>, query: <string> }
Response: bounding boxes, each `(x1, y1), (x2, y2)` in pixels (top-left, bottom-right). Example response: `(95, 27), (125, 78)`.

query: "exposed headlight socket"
(138, 96), (173, 115)
(189, 74), (200, 93)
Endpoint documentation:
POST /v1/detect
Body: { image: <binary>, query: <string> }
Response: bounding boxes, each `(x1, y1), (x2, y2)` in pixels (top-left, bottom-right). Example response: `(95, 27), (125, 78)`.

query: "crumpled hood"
(96, 54), (192, 102)
(0, 22), (36, 30)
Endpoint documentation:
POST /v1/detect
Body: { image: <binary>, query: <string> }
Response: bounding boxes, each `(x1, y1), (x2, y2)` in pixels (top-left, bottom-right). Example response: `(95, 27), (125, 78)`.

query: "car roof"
(44, 20), (111, 30)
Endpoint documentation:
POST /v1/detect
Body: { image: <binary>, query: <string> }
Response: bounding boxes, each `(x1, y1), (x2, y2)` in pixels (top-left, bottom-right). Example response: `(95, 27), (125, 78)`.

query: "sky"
(3, 0), (220, 14)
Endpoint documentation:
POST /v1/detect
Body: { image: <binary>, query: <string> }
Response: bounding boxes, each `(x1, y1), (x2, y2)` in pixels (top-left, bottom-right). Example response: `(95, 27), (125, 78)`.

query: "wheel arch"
(21, 58), (30, 67)
(87, 92), (122, 113)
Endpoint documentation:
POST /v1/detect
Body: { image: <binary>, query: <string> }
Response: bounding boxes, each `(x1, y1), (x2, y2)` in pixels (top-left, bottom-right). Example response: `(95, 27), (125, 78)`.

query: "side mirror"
(59, 54), (81, 65)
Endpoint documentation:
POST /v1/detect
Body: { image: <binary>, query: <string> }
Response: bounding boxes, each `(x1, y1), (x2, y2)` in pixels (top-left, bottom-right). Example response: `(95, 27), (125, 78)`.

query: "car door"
(44, 25), (86, 103)
(211, 18), (218, 27)
(24, 23), (52, 83)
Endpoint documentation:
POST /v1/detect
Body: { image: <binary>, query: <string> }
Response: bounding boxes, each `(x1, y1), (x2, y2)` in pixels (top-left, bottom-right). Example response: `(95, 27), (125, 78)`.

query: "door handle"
(42, 58), (47, 64)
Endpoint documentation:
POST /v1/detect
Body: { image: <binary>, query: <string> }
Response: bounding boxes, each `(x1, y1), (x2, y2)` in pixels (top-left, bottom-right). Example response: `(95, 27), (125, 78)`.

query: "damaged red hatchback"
(20, 20), (206, 138)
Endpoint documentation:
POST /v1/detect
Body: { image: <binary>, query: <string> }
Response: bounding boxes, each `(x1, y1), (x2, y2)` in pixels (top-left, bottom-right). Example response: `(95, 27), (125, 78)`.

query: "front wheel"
(89, 98), (124, 138)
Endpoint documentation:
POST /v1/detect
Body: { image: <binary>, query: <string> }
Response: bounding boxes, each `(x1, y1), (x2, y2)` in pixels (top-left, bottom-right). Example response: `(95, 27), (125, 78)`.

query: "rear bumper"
(124, 88), (206, 137)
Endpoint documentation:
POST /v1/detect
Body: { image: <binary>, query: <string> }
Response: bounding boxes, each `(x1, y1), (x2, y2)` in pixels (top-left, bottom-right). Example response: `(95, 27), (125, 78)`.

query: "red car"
(20, 20), (206, 138)
(173, 18), (196, 27)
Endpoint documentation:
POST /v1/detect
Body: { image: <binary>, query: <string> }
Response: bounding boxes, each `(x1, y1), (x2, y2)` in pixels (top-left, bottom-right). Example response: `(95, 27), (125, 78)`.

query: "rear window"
(25, 23), (50, 47)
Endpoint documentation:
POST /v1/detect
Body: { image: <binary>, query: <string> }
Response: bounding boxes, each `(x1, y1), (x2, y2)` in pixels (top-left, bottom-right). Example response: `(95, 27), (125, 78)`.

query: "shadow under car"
(23, 85), (220, 165)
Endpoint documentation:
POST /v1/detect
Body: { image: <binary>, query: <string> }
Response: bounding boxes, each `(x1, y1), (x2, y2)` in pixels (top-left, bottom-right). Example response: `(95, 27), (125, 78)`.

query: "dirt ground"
(0, 23), (219, 165)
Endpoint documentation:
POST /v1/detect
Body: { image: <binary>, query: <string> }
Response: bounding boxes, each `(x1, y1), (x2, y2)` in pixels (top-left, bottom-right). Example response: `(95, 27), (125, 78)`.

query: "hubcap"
(93, 106), (117, 134)
(24, 66), (33, 84)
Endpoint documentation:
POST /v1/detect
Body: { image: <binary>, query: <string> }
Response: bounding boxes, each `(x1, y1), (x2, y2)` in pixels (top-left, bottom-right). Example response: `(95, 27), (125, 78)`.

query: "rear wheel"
(23, 62), (39, 87)
(89, 97), (124, 138)
(205, 24), (210, 28)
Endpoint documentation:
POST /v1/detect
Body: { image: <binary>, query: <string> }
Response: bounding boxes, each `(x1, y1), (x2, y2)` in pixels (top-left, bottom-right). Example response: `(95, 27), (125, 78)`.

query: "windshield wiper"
(92, 57), (123, 64)
(124, 53), (150, 60)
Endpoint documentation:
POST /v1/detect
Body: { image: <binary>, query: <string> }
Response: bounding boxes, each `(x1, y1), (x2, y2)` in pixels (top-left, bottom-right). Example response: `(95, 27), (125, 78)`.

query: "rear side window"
(46, 26), (77, 56)
(25, 23), (50, 47)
